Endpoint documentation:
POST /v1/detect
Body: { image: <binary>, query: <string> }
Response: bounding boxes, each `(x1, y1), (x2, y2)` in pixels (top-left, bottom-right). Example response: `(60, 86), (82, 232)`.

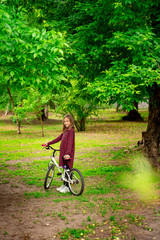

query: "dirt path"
(0, 181), (103, 240)
(0, 178), (160, 240)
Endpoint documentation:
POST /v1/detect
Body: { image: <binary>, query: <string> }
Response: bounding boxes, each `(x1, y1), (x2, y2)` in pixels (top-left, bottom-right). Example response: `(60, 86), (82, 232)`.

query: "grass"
(0, 108), (160, 239)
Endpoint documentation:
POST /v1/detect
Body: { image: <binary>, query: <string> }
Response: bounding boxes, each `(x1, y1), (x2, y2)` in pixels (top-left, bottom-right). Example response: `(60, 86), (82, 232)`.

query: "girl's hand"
(42, 144), (48, 147)
(64, 155), (70, 160)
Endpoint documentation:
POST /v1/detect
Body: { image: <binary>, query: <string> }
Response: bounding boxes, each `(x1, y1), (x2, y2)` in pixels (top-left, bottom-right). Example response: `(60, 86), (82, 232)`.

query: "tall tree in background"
(91, 1), (160, 168)
(0, 3), (68, 134)
(55, 74), (99, 131)
(37, 0), (160, 167)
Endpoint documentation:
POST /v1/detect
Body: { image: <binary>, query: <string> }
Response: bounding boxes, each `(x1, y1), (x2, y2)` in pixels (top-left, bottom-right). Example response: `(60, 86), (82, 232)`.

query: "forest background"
(0, 0), (160, 167)
(0, 1), (160, 239)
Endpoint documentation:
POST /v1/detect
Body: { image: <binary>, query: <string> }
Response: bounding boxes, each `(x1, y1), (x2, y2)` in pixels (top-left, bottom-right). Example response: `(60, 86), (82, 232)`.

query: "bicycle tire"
(68, 168), (84, 196)
(44, 165), (55, 189)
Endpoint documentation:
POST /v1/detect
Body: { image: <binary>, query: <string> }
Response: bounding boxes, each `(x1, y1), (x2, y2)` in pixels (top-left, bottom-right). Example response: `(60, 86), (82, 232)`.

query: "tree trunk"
(116, 103), (119, 112)
(5, 102), (10, 116)
(143, 83), (160, 169)
(74, 117), (86, 131)
(40, 113), (44, 137)
(17, 119), (21, 134)
(41, 105), (48, 121)
(7, 88), (21, 134)
(44, 105), (48, 119)
(80, 117), (85, 131)
(122, 101), (143, 121)
(37, 97), (45, 137)
(74, 120), (80, 131)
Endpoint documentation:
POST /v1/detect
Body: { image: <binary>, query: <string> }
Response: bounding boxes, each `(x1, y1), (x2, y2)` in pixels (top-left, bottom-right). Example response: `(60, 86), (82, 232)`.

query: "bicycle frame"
(48, 152), (73, 183)
(49, 155), (62, 173)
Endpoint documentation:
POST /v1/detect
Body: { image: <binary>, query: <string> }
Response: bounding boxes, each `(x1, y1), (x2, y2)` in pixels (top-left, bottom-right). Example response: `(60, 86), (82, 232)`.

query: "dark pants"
(63, 161), (70, 187)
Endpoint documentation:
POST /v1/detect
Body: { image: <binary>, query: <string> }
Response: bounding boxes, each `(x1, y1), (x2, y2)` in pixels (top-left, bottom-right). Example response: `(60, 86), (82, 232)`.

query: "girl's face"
(63, 117), (71, 129)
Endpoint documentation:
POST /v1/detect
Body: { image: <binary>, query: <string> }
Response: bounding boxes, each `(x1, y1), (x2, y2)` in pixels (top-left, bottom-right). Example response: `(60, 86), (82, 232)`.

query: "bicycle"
(42, 145), (84, 196)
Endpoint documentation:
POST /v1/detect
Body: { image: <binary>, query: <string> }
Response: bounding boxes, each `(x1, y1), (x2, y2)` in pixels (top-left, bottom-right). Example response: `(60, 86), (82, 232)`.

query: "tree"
(55, 75), (99, 131)
(2, 0), (115, 132)
(143, 83), (160, 169)
(90, 1), (160, 168)
(122, 102), (143, 121)
(45, 0), (160, 167)
(0, 3), (68, 134)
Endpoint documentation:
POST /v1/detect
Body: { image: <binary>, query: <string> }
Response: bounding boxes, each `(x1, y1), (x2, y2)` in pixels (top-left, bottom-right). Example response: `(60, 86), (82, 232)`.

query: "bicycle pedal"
(57, 172), (62, 176)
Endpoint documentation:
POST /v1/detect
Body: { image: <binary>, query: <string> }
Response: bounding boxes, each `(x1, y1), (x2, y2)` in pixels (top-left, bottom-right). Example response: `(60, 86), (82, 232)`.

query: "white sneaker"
(61, 186), (70, 193)
(56, 185), (65, 192)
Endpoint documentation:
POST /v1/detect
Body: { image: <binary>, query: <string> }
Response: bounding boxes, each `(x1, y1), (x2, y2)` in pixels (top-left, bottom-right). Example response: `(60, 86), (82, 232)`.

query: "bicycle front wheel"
(68, 168), (84, 196)
(44, 165), (55, 189)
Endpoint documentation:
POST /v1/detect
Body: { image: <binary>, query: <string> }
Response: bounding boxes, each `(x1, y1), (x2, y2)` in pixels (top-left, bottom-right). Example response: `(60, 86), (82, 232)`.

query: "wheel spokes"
(70, 172), (82, 194)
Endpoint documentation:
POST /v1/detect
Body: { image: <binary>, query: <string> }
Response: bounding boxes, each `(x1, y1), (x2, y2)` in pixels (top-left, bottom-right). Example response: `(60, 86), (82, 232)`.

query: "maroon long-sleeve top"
(47, 128), (75, 169)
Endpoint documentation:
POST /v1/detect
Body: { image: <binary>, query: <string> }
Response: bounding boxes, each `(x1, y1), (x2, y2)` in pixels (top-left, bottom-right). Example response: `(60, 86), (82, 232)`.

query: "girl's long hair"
(62, 114), (74, 132)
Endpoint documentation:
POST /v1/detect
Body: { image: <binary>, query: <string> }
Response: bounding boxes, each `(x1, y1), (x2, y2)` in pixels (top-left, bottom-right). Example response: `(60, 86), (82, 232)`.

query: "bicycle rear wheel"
(44, 165), (55, 189)
(68, 168), (84, 196)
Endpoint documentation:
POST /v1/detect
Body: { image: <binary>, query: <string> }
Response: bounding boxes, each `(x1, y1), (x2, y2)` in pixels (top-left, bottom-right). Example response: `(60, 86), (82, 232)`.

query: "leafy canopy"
(0, 3), (69, 120)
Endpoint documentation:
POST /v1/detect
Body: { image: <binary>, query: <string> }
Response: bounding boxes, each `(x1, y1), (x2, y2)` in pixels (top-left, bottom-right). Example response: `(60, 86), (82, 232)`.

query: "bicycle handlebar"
(41, 144), (60, 152)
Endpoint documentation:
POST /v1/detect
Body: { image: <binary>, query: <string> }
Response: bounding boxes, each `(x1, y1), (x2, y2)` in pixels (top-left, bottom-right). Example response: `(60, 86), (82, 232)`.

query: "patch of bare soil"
(0, 181), (103, 240)
(89, 202), (160, 240)
(0, 178), (160, 240)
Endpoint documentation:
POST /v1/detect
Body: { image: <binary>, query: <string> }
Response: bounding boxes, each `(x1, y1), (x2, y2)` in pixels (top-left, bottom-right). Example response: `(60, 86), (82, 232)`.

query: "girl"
(43, 114), (75, 193)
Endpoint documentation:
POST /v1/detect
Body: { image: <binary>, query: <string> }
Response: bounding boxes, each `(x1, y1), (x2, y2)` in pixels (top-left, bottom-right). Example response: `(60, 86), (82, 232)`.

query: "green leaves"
(1, 0), (160, 128)
(0, 3), (70, 133)
(0, 3), (68, 90)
